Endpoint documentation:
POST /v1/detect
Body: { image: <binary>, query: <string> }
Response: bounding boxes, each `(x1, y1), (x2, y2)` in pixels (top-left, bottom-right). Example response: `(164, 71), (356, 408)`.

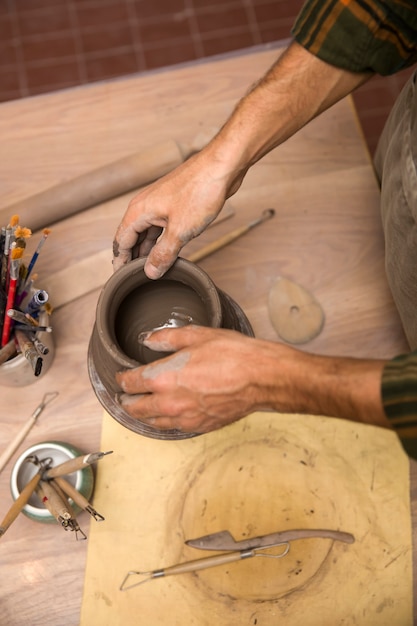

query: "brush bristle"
(9, 214), (19, 227)
(42, 228), (51, 236)
(14, 226), (32, 239)
(11, 247), (24, 260)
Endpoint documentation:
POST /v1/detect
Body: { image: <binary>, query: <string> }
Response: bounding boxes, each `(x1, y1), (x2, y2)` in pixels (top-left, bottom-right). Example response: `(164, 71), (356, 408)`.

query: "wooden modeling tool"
(268, 277), (325, 344)
(52, 476), (105, 521)
(43, 450), (113, 479)
(188, 208), (275, 263)
(0, 470), (42, 537)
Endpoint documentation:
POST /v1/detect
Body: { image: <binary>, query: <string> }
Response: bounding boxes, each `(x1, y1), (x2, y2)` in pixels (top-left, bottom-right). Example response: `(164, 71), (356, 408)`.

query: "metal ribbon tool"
(120, 527), (355, 591)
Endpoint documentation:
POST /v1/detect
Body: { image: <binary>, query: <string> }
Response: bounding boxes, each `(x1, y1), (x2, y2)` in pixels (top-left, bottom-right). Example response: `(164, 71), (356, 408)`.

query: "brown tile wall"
(0, 0), (415, 154)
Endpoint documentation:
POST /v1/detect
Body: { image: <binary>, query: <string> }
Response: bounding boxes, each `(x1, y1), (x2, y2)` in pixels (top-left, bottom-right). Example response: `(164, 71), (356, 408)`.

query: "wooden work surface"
(0, 44), (414, 625)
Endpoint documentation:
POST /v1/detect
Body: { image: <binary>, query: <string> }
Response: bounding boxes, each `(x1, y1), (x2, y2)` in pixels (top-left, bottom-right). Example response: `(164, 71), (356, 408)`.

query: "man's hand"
(115, 326), (265, 433)
(112, 148), (245, 279)
(115, 325), (389, 434)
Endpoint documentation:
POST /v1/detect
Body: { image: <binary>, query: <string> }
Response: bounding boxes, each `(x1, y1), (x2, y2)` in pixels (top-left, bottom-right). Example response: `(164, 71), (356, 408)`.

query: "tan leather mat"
(80, 411), (412, 625)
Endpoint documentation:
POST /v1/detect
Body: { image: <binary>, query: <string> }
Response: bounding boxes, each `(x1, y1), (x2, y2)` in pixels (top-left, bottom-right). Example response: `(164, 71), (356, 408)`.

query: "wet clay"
(88, 257), (253, 440)
(115, 280), (210, 364)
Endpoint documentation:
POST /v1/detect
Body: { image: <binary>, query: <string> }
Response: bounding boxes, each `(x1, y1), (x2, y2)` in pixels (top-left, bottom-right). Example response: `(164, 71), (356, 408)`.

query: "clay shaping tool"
(0, 470), (42, 538)
(35, 479), (86, 540)
(188, 207), (275, 263)
(51, 475), (104, 521)
(120, 527), (354, 590)
(43, 450), (113, 479)
(0, 392), (59, 474)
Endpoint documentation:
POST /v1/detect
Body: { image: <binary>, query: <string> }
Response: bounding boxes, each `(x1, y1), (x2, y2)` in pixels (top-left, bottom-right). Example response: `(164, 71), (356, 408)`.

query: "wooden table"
(0, 44), (414, 625)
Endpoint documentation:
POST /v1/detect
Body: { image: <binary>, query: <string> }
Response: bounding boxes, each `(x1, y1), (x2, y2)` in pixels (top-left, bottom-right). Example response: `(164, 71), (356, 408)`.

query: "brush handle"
(1, 276), (17, 346)
(0, 472), (41, 537)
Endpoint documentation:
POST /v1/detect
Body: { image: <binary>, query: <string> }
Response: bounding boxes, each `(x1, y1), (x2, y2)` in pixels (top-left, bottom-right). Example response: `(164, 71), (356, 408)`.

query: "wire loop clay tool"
(120, 527), (355, 591)
(0, 391), (59, 474)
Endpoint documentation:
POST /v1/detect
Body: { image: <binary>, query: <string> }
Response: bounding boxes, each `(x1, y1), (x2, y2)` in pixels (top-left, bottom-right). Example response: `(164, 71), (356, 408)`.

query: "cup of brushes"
(0, 215), (55, 386)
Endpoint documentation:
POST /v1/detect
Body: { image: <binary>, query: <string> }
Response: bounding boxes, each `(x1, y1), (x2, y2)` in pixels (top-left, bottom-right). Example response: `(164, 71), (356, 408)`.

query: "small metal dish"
(10, 441), (94, 523)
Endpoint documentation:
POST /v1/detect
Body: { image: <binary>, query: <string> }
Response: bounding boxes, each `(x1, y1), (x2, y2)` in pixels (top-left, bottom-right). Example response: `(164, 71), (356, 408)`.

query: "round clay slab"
(268, 277), (325, 344)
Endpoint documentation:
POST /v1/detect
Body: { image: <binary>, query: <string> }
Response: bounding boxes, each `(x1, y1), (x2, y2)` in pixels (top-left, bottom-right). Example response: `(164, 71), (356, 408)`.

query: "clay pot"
(88, 257), (253, 440)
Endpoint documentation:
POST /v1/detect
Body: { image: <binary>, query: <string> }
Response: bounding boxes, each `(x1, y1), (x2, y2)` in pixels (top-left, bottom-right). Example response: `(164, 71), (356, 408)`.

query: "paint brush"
(1, 246), (23, 346)
(44, 450), (113, 479)
(0, 470), (42, 538)
(13, 225), (31, 252)
(0, 216), (19, 291)
(19, 228), (50, 294)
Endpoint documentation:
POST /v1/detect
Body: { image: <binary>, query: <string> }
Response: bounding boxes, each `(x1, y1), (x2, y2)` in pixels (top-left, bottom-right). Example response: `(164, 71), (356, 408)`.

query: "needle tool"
(44, 450), (113, 479)
(0, 391), (59, 474)
(188, 208), (275, 264)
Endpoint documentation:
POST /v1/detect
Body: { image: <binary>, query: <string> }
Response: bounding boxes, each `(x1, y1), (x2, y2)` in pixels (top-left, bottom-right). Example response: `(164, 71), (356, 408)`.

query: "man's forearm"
(257, 344), (390, 428)
(205, 41), (371, 185)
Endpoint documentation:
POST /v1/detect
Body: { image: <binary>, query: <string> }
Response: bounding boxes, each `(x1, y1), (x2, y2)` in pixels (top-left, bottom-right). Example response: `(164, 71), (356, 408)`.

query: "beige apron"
(374, 70), (417, 349)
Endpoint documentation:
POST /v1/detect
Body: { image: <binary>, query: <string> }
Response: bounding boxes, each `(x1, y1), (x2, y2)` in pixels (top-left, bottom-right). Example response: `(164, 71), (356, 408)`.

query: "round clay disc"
(268, 277), (325, 344)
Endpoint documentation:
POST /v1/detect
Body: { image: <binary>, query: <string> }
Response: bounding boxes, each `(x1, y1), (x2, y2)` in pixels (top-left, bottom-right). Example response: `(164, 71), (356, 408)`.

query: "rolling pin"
(0, 130), (217, 232)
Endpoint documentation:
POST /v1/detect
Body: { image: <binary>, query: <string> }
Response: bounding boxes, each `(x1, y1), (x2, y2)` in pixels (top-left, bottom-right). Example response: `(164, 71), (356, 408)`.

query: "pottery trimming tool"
(120, 527), (355, 590)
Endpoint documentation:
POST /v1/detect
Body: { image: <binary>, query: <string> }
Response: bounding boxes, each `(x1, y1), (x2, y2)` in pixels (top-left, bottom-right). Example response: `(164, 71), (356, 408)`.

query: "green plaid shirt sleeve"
(382, 353), (417, 458)
(292, 0), (417, 75)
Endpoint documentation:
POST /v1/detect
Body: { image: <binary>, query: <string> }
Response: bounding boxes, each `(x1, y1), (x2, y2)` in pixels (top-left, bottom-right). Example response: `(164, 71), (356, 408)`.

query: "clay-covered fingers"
(117, 393), (198, 433)
(113, 217), (164, 271)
